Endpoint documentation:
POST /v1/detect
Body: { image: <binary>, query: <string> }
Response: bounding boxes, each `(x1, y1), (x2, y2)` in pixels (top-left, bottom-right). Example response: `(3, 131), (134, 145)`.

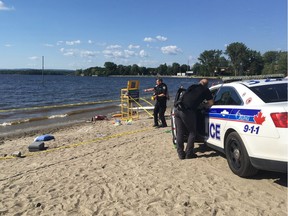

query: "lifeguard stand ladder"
(120, 80), (140, 120)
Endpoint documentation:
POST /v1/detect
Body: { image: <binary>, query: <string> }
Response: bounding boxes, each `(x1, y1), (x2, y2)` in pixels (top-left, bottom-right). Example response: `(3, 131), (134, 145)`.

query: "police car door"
(206, 86), (243, 150)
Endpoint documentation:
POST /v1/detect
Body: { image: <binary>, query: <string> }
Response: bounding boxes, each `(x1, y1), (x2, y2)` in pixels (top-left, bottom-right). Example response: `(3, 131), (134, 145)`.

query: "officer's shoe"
(178, 153), (186, 160)
(153, 124), (159, 127)
(185, 153), (197, 159)
(157, 124), (167, 128)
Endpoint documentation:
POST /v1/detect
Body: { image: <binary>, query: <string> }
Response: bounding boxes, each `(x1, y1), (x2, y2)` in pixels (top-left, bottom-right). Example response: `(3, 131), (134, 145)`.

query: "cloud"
(103, 49), (123, 58)
(103, 45), (138, 59)
(60, 47), (98, 58)
(0, 1), (14, 11)
(60, 48), (77, 56)
(144, 37), (156, 42)
(63, 51), (75, 56)
(144, 35), (168, 42)
(80, 50), (98, 58)
(66, 40), (81, 46)
(124, 50), (136, 57)
(139, 50), (148, 57)
(138, 59), (158, 67)
(156, 35), (167, 41)
(4, 44), (13, 47)
(161, 45), (182, 55)
(128, 44), (140, 49)
(106, 44), (122, 49)
(57, 41), (64, 46)
(57, 40), (82, 46)
(102, 48), (138, 59)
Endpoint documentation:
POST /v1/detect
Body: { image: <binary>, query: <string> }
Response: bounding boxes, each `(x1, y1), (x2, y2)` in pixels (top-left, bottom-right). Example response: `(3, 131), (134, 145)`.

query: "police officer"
(144, 78), (168, 127)
(175, 79), (213, 159)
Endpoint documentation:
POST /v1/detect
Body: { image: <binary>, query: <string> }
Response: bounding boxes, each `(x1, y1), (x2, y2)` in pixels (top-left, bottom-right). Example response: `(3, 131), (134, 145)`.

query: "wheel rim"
(228, 140), (241, 169)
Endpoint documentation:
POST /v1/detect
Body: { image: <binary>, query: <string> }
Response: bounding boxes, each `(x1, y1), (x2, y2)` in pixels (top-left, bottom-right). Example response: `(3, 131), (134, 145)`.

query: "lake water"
(0, 74), (221, 127)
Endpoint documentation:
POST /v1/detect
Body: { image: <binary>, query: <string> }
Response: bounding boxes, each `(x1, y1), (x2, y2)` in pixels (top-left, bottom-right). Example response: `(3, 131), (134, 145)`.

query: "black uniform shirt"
(182, 84), (213, 110)
(154, 83), (168, 103)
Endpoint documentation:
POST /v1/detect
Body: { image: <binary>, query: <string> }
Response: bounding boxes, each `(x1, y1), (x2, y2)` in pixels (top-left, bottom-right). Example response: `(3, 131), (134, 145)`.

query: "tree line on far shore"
(76, 42), (287, 77)
(0, 69), (75, 76)
(1, 42), (286, 77)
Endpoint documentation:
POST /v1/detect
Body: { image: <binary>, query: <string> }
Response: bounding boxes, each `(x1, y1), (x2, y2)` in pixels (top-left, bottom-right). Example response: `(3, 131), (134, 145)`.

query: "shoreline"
(0, 104), (121, 140)
(0, 98), (174, 141)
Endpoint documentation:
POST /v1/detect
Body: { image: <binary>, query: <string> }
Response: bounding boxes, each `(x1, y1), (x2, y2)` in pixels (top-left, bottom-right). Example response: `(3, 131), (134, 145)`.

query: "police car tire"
(225, 132), (258, 177)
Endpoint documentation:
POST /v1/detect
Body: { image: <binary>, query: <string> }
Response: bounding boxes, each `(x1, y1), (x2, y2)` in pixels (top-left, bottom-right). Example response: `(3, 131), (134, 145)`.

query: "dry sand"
(0, 111), (287, 216)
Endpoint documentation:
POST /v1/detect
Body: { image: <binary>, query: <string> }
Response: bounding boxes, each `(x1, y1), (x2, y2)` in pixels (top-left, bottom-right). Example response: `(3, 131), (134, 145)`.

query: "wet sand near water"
(0, 105), (119, 140)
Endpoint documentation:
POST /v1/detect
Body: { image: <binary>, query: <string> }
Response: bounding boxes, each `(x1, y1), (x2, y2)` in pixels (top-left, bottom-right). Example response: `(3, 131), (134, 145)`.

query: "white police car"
(171, 78), (288, 177)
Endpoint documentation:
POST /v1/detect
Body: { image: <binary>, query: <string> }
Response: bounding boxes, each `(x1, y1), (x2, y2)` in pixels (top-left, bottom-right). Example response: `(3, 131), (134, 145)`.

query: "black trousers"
(174, 109), (197, 157)
(154, 101), (167, 126)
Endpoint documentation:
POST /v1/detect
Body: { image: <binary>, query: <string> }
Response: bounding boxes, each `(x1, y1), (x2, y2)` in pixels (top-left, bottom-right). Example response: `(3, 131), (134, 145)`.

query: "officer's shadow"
(194, 144), (223, 158)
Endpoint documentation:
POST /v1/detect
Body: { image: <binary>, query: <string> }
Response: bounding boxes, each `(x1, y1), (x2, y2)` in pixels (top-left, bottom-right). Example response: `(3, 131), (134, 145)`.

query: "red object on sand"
(92, 115), (107, 121)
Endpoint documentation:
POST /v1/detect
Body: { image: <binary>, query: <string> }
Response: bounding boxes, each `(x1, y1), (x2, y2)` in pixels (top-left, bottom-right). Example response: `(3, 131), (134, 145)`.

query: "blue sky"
(0, 0), (287, 70)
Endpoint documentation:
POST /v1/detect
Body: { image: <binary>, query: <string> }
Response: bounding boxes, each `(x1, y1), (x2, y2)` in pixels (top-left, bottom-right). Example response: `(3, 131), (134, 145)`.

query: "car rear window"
(249, 83), (287, 103)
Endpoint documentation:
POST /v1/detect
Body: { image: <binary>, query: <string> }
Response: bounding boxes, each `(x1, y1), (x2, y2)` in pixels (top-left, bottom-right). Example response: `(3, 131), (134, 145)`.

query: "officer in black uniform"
(175, 79), (213, 159)
(144, 78), (168, 127)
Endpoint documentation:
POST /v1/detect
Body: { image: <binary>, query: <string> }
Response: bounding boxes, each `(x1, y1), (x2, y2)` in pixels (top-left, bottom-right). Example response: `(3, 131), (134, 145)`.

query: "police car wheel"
(171, 108), (177, 146)
(171, 121), (177, 146)
(225, 132), (258, 177)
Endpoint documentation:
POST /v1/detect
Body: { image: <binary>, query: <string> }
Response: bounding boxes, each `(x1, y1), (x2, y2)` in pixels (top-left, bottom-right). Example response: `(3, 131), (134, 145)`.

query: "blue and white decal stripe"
(208, 108), (261, 124)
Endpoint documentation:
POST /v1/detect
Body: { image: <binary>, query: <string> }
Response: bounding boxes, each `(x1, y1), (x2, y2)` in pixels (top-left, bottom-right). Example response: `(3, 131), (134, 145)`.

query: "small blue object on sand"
(34, 134), (55, 142)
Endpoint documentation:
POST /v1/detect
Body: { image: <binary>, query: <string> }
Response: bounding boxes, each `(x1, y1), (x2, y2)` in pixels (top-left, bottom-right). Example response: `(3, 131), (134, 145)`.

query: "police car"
(171, 78), (288, 177)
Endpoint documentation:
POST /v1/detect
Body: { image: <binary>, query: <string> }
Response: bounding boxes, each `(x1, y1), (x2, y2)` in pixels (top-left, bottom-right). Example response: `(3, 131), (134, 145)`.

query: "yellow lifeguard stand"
(120, 80), (140, 120)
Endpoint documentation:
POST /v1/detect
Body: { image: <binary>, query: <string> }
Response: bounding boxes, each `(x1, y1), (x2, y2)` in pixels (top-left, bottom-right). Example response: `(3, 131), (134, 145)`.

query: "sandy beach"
(0, 109), (287, 216)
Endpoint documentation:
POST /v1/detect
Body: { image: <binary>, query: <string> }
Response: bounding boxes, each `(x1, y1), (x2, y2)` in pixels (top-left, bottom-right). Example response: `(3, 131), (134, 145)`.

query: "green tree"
(125, 65), (132, 75)
(198, 50), (223, 76)
(216, 56), (230, 75)
(75, 69), (83, 76)
(192, 63), (205, 76)
(117, 64), (126, 75)
(245, 50), (263, 75)
(180, 64), (190, 73)
(157, 63), (168, 75)
(74, 46), (285, 77)
(225, 42), (249, 76)
(166, 65), (173, 75)
(278, 51), (287, 73)
(172, 62), (180, 75)
(104, 62), (117, 76)
(262, 51), (287, 74)
(263, 51), (279, 64)
(146, 67), (156, 75)
(131, 64), (140, 75)
(139, 66), (148, 75)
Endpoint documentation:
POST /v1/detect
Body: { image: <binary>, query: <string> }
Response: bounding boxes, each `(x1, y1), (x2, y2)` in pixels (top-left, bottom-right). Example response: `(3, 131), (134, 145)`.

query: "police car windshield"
(249, 83), (287, 103)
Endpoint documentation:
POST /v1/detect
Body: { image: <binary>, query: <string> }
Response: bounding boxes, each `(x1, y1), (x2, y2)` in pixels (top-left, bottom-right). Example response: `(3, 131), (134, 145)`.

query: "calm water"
(0, 74), (221, 126)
